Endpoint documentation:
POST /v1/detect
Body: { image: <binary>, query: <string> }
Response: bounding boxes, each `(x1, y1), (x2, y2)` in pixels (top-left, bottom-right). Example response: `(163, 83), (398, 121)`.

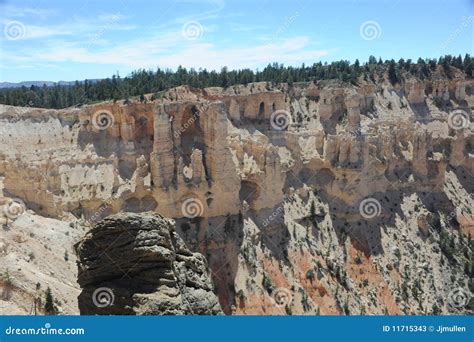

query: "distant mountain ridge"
(0, 80), (100, 89)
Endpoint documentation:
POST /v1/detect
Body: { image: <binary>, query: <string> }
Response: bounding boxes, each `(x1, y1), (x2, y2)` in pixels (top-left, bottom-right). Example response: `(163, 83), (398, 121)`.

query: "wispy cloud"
(0, 13), (135, 41)
(229, 23), (267, 32)
(3, 22), (73, 40)
(1, 5), (58, 19)
(2, 32), (328, 71)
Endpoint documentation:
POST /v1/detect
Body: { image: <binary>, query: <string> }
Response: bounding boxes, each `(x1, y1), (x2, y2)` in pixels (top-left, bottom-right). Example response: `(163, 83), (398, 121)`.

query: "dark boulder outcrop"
(75, 212), (222, 315)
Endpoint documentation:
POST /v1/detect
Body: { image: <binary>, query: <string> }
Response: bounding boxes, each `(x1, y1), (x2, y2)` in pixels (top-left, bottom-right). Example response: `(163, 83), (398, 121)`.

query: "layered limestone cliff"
(0, 74), (473, 315)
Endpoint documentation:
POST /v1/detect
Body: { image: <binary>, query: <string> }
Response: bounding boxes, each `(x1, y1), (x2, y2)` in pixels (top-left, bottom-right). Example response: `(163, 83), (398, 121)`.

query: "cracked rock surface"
(75, 212), (222, 315)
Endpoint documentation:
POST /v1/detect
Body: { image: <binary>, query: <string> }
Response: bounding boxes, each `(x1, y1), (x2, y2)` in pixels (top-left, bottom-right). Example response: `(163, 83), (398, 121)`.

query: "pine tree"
(464, 54), (472, 76)
(388, 60), (399, 85)
(310, 200), (316, 218)
(0, 55), (469, 109)
(44, 287), (56, 315)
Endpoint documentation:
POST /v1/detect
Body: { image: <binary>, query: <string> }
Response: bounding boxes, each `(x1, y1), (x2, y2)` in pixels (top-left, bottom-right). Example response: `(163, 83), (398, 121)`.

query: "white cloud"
(153, 37), (329, 70)
(0, 5), (58, 19)
(229, 23), (268, 32)
(0, 12), (135, 42)
(97, 13), (128, 22)
(24, 24), (73, 39)
(2, 32), (329, 71)
(0, 2), (330, 78)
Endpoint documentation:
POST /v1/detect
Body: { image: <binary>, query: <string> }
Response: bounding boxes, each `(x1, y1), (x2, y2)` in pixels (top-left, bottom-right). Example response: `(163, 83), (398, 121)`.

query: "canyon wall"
(0, 76), (473, 315)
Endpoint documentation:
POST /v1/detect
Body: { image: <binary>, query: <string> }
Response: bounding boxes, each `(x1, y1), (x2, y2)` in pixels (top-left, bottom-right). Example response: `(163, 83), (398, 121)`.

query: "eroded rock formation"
(0, 72), (473, 315)
(75, 212), (222, 315)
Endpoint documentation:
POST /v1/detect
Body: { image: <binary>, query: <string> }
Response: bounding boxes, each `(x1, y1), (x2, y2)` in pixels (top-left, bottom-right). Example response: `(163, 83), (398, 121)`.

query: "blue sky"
(0, 0), (472, 82)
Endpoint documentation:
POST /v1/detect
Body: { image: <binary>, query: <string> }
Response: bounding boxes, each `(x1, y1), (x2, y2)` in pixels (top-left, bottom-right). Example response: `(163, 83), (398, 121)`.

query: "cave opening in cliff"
(122, 196), (157, 212)
(123, 197), (140, 212)
(179, 105), (206, 165)
(239, 180), (260, 207)
(258, 102), (265, 118)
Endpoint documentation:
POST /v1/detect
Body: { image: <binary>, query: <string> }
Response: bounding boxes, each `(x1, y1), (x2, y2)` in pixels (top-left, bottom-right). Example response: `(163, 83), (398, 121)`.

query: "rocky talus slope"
(0, 70), (473, 315)
(75, 212), (222, 315)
